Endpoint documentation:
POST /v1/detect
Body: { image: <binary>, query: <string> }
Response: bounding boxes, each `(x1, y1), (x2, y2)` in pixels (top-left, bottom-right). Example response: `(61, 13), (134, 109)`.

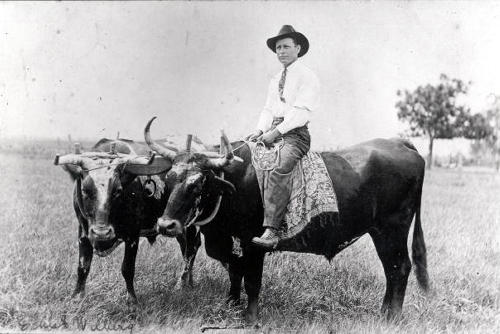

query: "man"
(247, 25), (320, 249)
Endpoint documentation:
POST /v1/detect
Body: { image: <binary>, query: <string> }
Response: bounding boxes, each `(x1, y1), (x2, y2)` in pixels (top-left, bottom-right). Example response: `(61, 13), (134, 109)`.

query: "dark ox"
(145, 118), (430, 323)
(55, 138), (201, 303)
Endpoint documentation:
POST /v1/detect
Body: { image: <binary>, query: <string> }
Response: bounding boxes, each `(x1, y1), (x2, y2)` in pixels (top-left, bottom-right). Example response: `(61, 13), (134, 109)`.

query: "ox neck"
(76, 178), (90, 221)
(187, 170), (224, 228)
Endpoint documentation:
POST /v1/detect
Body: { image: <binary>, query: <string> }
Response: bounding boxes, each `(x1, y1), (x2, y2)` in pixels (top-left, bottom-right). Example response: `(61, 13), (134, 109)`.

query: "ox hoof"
(71, 289), (85, 299)
(226, 295), (241, 306)
(381, 305), (403, 322)
(174, 278), (194, 291)
(126, 293), (139, 306)
(244, 301), (259, 325)
(244, 312), (258, 326)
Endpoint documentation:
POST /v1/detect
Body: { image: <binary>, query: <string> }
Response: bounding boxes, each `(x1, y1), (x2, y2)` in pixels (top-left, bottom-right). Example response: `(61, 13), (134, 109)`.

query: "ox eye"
(113, 188), (123, 199)
(81, 190), (94, 200)
(184, 183), (194, 193)
(187, 180), (203, 193)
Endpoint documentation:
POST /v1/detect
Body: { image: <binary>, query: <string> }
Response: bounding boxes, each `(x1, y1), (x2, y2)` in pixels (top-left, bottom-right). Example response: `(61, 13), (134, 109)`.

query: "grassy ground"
(0, 153), (499, 333)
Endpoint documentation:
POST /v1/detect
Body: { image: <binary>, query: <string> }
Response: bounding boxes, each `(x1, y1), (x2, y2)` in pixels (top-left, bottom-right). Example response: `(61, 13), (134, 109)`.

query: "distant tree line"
(470, 95), (500, 170)
(0, 138), (96, 160)
(396, 74), (495, 169)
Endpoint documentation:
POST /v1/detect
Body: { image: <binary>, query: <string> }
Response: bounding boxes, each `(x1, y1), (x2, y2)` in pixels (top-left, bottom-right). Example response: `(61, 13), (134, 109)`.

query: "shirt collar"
(283, 58), (301, 72)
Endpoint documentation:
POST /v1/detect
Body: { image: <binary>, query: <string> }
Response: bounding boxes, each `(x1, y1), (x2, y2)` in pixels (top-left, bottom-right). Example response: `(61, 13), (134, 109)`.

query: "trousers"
(263, 124), (310, 229)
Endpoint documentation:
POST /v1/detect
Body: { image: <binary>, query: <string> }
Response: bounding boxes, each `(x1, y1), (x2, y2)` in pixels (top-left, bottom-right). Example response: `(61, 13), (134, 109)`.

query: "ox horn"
(204, 130), (235, 169)
(121, 154), (155, 166)
(144, 117), (176, 160)
(121, 153), (174, 176)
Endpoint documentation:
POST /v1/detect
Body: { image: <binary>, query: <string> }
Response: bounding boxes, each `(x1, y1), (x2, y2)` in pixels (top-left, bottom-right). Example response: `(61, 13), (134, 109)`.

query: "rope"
(185, 144), (227, 228)
(230, 141), (249, 153)
(251, 138), (284, 171)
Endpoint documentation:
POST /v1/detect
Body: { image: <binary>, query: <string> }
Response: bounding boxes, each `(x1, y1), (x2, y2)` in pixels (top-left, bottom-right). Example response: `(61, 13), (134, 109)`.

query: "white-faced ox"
(55, 138), (201, 304)
(145, 117), (430, 323)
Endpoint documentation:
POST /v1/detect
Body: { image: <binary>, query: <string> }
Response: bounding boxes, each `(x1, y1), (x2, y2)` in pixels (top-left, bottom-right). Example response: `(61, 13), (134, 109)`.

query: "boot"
(252, 228), (279, 249)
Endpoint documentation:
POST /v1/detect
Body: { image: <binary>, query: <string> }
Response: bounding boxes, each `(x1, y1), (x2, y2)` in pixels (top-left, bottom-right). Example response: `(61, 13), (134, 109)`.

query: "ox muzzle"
(88, 224), (118, 254)
(156, 217), (184, 237)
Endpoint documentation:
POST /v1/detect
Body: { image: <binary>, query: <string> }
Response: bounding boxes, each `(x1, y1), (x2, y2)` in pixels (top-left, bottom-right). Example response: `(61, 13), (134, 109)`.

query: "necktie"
(278, 67), (287, 103)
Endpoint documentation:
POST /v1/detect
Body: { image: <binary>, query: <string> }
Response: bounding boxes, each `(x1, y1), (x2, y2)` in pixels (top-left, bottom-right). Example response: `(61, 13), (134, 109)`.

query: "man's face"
(275, 37), (300, 67)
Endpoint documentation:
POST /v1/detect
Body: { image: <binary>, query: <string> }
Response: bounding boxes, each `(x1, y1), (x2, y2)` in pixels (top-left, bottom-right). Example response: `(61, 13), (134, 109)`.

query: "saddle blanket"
(250, 143), (339, 240)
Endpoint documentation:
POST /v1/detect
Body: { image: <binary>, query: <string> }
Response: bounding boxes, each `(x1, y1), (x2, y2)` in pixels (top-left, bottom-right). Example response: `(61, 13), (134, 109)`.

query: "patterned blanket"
(249, 143), (338, 240)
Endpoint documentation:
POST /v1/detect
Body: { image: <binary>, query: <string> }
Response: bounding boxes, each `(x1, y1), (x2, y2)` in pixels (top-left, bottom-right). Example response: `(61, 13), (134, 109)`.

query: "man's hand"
(258, 129), (281, 146)
(245, 130), (263, 142)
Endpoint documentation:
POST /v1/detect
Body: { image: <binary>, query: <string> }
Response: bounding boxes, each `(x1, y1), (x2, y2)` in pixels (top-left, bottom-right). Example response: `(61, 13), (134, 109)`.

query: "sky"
(1, 1), (500, 149)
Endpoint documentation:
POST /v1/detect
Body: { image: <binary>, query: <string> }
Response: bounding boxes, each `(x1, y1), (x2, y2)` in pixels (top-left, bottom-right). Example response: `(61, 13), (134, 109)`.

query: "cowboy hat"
(266, 25), (309, 57)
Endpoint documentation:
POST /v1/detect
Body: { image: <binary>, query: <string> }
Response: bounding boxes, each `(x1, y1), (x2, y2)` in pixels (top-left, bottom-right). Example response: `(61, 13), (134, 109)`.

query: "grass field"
(0, 152), (499, 333)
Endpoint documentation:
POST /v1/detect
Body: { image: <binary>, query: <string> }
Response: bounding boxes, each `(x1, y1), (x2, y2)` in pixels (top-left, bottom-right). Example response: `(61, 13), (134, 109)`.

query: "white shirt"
(256, 60), (320, 134)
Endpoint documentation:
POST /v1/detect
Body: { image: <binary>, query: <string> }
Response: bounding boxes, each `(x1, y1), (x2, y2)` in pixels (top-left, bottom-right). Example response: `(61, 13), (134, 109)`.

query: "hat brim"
(266, 32), (309, 57)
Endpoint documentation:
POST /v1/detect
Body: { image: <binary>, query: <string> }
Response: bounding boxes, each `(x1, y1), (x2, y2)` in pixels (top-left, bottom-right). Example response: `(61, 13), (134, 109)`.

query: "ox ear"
(123, 156), (172, 176)
(61, 164), (84, 180)
(209, 175), (236, 195)
(55, 154), (85, 180)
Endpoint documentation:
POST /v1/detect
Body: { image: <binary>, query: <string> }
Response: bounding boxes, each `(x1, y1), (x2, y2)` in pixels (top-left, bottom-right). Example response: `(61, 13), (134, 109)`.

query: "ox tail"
(411, 176), (430, 292)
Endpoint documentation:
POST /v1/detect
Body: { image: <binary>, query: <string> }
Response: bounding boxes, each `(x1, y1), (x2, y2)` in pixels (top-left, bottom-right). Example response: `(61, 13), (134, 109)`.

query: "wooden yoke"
(186, 134), (193, 153)
(74, 143), (82, 154)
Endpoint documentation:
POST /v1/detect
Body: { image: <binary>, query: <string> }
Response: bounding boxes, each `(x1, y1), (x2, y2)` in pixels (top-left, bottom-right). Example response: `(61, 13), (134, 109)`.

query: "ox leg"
(243, 248), (265, 324)
(121, 238), (139, 304)
(73, 236), (93, 297)
(370, 225), (412, 319)
(174, 226), (201, 290)
(203, 230), (243, 304)
(227, 258), (243, 304)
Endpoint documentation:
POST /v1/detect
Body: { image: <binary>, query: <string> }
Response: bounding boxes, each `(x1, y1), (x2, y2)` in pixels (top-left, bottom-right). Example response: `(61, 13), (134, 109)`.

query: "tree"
(470, 95), (500, 171)
(396, 74), (492, 169)
(459, 112), (494, 140)
(486, 98), (500, 171)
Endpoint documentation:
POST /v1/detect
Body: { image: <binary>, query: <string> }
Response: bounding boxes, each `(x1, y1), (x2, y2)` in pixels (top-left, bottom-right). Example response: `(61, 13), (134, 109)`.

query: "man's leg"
(252, 128), (310, 248)
(262, 143), (304, 229)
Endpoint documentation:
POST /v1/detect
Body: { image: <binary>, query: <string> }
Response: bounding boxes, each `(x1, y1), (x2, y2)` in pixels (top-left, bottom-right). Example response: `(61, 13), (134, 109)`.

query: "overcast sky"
(1, 1), (500, 149)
